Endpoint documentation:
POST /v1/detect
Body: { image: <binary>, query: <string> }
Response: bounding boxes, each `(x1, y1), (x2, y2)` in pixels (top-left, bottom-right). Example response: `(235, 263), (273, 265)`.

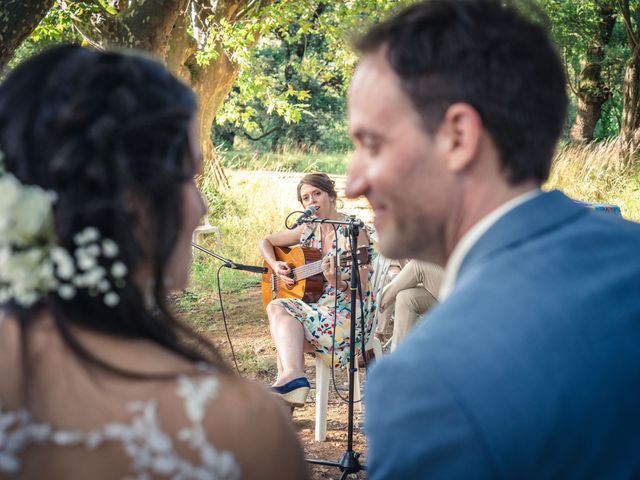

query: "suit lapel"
(457, 190), (587, 283)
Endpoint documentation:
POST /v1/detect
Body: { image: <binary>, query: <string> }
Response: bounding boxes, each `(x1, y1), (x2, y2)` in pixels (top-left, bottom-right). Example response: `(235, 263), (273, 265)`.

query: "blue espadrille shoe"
(272, 377), (310, 407)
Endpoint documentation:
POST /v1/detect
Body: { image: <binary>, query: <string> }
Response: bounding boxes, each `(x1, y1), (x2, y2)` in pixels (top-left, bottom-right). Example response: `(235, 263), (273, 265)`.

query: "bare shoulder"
(205, 374), (309, 480)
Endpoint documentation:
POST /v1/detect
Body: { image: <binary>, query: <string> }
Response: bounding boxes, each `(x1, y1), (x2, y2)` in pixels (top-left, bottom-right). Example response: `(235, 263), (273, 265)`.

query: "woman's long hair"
(0, 45), (230, 381)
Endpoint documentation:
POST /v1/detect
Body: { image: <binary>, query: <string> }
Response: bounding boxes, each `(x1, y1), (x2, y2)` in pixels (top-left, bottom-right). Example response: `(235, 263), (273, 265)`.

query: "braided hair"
(0, 45), (229, 378)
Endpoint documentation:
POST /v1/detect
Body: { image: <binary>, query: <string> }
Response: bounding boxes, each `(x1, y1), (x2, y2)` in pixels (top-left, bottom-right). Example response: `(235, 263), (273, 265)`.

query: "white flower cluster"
(0, 156), (127, 308)
(56, 226), (128, 307)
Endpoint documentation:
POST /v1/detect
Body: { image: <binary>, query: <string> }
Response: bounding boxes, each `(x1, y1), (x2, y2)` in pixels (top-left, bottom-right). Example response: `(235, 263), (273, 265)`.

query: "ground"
(189, 286), (369, 480)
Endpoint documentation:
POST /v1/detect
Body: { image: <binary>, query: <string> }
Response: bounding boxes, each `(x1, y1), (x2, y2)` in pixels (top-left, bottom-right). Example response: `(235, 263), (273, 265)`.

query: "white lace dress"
(0, 317), (241, 480)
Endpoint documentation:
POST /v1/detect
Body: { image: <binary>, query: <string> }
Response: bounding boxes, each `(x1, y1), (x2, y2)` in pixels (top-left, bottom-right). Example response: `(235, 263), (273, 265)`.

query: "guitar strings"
(271, 250), (363, 289)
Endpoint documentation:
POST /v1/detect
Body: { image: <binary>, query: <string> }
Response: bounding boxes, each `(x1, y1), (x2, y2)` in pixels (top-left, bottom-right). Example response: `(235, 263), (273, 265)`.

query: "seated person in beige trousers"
(375, 260), (444, 351)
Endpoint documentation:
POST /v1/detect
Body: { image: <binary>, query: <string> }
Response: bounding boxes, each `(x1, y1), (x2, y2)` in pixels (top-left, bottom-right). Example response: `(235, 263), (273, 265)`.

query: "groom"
(346, 1), (640, 478)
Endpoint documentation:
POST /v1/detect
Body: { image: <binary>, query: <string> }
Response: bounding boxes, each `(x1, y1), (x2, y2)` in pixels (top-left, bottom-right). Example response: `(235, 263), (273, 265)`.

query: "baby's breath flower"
(76, 250), (97, 270)
(58, 284), (76, 300)
(104, 292), (120, 307)
(98, 279), (110, 293)
(85, 244), (101, 257)
(102, 239), (119, 258)
(1, 165), (125, 309)
(74, 227), (100, 246)
(111, 261), (128, 278)
(52, 247), (75, 280)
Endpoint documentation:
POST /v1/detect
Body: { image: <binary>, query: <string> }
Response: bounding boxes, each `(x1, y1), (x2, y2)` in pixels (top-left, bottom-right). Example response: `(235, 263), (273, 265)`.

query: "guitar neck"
(291, 259), (323, 281)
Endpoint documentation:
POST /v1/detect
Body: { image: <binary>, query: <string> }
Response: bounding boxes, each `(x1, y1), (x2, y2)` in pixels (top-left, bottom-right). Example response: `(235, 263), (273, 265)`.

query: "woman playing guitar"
(258, 173), (375, 408)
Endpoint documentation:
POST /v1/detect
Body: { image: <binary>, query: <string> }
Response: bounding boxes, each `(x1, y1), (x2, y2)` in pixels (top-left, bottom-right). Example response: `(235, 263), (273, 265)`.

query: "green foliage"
(6, 6), (79, 72)
(215, 0), (414, 153)
(539, 0), (630, 141)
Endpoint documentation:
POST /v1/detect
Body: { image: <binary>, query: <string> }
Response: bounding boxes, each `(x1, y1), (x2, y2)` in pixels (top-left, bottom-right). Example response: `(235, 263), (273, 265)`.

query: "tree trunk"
(619, 45), (640, 164)
(569, 1), (616, 143)
(618, 0), (640, 165)
(191, 48), (239, 189)
(0, 0), (55, 72)
(69, 0), (190, 58)
(62, 0), (274, 189)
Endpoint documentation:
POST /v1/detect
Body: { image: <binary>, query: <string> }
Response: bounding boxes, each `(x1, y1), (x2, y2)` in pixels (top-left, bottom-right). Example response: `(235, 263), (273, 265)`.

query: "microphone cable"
(216, 263), (241, 374)
(328, 223), (368, 405)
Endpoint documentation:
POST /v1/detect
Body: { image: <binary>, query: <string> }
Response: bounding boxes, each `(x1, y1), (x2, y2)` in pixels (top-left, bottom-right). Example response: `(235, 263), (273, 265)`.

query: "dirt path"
(189, 286), (369, 480)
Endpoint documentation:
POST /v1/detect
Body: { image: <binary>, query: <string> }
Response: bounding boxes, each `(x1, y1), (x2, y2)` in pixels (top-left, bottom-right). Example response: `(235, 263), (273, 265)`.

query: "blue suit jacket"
(365, 190), (640, 479)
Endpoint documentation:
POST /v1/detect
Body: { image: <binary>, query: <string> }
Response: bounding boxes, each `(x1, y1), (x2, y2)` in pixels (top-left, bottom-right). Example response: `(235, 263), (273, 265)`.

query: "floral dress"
(273, 218), (376, 368)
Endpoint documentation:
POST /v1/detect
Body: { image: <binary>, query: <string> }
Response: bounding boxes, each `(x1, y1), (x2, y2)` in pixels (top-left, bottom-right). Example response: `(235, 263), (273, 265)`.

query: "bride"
(0, 45), (308, 479)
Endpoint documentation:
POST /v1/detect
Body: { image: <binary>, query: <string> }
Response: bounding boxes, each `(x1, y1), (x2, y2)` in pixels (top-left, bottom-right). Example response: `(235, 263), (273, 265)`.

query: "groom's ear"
(436, 102), (483, 173)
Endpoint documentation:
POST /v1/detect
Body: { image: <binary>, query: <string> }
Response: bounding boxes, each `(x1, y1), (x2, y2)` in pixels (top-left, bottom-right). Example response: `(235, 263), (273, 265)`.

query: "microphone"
(227, 261), (268, 274)
(292, 205), (318, 228)
(191, 242), (267, 274)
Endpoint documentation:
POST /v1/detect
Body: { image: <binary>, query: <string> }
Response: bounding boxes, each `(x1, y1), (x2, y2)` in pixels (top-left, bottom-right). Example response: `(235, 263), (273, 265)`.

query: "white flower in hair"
(51, 247), (75, 280)
(102, 239), (119, 258)
(0, 175), (21, 236)
(10, 186), (56, 246)
(111, 261), (128, 278)
(104, 292), (120, 307)
(58, 284), (76, 300)
(74, 227), (100, 245)
(0, 154), (128, 308)
(76, 248), (97, 270)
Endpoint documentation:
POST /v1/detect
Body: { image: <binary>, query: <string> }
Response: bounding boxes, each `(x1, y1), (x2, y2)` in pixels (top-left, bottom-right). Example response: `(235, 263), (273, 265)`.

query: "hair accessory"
(0, 152), (126, 308)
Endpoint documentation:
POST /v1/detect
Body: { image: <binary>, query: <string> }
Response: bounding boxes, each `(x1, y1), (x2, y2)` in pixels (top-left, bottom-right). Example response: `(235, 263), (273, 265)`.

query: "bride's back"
(0, 314), (303, 479)
(0, 46), (307, 479)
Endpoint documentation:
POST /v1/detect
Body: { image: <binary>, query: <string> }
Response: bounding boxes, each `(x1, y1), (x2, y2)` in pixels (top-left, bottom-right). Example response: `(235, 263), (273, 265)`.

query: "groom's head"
(345, 0), (567, 262)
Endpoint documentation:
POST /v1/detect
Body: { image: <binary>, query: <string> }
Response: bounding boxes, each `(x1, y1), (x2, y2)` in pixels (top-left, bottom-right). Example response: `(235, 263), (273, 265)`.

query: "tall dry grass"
(187, 143), (640, 294)
(545, 140), (640, 222)
(190, 170), (307, 292)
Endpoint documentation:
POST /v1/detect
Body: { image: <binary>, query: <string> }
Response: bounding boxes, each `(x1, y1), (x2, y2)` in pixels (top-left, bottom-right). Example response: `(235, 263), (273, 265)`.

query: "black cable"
(328, 222), (367, 405)
(216, 263), (241, 374)
(284, 210), (303, 230)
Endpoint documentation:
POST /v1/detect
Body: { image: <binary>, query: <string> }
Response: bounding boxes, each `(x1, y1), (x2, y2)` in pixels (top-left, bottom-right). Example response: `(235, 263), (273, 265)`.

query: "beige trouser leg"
(375, 306), (393, 335)
(391, 287), (437, 351)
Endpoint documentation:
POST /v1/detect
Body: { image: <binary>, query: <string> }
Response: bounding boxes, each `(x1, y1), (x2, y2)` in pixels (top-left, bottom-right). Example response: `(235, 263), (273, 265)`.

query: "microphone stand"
(301, 215), (367, 479)
(192, 242), (267, 274)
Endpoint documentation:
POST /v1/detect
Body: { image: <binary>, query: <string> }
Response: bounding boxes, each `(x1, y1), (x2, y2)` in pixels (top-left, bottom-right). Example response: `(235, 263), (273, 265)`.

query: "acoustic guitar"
(261, 245), (370, 309)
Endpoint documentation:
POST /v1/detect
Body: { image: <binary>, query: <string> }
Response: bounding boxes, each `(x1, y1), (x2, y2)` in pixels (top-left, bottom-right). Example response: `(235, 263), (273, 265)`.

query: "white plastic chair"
(191, 216), (220, 245)
(314, 334), (383, 442)
(313, 252), (398, 441)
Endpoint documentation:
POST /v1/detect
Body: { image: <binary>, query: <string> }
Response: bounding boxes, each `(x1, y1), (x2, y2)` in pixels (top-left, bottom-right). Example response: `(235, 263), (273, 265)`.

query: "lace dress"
(0, 317), (240, 480)
(272, 219), (376, 368)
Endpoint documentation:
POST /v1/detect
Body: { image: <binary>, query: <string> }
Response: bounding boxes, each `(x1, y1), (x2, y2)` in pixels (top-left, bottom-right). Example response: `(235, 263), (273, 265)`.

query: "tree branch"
(0, 0), (55, 72)
(118, 0), (190, 55)
(617, 0), (638, 50)
(242, 125), (282, 141)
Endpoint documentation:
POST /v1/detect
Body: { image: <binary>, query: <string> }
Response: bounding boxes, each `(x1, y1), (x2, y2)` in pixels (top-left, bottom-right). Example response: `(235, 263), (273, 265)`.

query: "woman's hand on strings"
(273, 260), (295, 287)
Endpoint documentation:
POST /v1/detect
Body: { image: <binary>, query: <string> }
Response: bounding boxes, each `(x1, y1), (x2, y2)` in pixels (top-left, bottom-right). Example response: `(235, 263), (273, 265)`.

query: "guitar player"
(258, 173), (375, 408)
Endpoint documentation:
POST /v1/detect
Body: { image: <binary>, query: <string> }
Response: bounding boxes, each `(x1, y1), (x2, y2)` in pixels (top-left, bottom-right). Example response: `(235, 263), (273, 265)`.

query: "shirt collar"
(438, 189), (541, 300)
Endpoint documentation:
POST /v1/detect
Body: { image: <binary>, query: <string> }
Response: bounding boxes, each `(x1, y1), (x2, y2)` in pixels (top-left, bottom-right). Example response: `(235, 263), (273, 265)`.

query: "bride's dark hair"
(0, 45), (229, 377)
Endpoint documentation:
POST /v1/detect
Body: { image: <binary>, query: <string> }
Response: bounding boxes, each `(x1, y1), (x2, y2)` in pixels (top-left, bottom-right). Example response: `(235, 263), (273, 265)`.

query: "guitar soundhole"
(284, 273), (295, 290)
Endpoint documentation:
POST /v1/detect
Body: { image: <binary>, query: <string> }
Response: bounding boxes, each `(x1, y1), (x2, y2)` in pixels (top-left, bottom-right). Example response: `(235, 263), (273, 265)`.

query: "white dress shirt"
(439, 189), (541, 300)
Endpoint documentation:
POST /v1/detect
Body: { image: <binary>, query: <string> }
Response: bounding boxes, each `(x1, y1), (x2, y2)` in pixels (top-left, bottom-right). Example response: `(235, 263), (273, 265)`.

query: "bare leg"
(275, 352), (284, 381)
(267, 302), (307, 386)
